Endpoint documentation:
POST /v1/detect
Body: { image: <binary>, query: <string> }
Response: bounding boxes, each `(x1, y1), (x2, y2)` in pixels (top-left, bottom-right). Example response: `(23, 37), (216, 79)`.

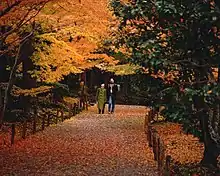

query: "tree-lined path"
(0, 105), (158, 176)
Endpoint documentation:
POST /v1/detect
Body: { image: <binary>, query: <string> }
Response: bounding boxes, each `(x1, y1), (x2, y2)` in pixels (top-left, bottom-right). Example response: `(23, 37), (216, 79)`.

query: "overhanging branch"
(0, 0), (21, 18)
(0, 1), (49, 44)
(172, 59), (209, 68)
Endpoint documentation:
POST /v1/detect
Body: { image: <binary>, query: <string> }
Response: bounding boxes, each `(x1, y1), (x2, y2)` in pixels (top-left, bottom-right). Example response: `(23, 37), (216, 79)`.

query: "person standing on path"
(78, 80), (89, 110)
(96, 83), (107, 114)
(107, 78), (118, 114)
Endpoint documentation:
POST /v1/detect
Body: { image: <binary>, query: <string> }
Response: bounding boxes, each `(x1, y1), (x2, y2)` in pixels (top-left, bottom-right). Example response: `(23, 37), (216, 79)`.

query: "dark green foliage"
(110, 0), (220, 166)
(1, 83), (70, 123)
(43, 82), (70, 98)
(110, 0), (220, 136)
(126, 74), (166, 105)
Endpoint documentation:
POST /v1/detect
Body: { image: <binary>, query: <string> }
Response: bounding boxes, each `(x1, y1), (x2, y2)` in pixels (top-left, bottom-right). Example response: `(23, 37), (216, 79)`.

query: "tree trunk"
(0, 33), (33, 128)
(200, 110), (220, 168)
(200, 64), (220, 166)
(193, 93), (220, 168)
(193, 67), (220, 167)
(0, 45), (22, 128)
(201, 144), (219, 167)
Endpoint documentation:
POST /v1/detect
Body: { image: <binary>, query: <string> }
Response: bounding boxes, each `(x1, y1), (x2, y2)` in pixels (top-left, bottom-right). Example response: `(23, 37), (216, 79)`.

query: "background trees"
(0, 0), (53, 127)
(109, 0), (220, 167)
(0, 0), (117, 126)
(30, 0), (116, 83)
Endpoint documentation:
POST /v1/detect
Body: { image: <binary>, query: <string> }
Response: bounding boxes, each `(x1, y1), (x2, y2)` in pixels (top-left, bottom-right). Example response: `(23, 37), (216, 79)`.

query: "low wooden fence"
(145, 108), (172, 176)
(0, 101), (81, 147)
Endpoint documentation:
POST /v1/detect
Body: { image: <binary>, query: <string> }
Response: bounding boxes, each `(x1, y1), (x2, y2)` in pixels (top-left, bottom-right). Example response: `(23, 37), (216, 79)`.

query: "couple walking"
(96, 78), (118, 114)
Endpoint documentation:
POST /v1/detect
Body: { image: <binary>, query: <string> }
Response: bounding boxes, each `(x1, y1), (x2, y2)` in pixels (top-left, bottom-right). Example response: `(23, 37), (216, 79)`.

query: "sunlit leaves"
(31, 34), (84, 83)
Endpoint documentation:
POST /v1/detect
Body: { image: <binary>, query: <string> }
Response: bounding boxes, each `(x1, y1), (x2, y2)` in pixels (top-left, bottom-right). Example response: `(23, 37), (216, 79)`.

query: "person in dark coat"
(107, 78), (118, 114)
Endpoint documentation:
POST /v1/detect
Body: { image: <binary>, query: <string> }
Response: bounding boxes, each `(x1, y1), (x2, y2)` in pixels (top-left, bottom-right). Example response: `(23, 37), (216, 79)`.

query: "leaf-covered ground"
(0, 105), (158, 176)
(153, 123), (220, 175)
(153, 123), (204, 165)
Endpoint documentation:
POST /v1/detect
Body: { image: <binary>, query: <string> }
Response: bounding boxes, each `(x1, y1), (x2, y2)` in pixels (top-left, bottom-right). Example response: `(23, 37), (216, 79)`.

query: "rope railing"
(0, 98), (81, 147)
(145, 107), (172, 176)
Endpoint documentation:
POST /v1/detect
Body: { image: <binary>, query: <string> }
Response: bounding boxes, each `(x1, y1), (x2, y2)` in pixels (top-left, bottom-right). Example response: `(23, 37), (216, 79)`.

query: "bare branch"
(57, 3), (72, 12)
(19, 3), (47, 28)
(0, 0), (21, 18)
(172, 59), (209, 68)
(1, 1), (48, 48)
(182, 79), (214, 86)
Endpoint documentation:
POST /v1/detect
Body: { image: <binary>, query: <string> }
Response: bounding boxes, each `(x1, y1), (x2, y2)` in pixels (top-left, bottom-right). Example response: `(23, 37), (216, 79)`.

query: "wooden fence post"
(160, 141), (166, 176)
(149, 108), (153, 122)
(32, 109), (37, 134)
(152, 130), (157, 160)
(55, 110), (58, 124)
(42, 116), (45, 130)
(150, 127), (154, 148)
(165, 155), (171, 176)
(78, 100), (81, 112)
(145, 109), (170, 176)
(61, 110), (64, 122)
(11, 123), (15, 145)
(157, 137), (161, 170)
(155, 133), (159, 161)
(0, 87), (2, 118)
(148, 125), (152, 147)
(47, 114), (50, 126)
(144, 113), (148, 134)
(22, 121), (27, 139)
(73, 103), (77, 116)
(68, 104), (72, 118)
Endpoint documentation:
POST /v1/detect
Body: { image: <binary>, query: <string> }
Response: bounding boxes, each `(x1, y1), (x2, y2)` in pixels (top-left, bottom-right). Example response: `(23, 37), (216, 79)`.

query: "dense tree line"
(109, 0), (220, 167)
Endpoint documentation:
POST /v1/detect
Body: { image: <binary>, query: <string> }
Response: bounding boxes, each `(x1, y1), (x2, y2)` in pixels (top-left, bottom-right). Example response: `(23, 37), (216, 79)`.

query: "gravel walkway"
(0, 105), (158, 176)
